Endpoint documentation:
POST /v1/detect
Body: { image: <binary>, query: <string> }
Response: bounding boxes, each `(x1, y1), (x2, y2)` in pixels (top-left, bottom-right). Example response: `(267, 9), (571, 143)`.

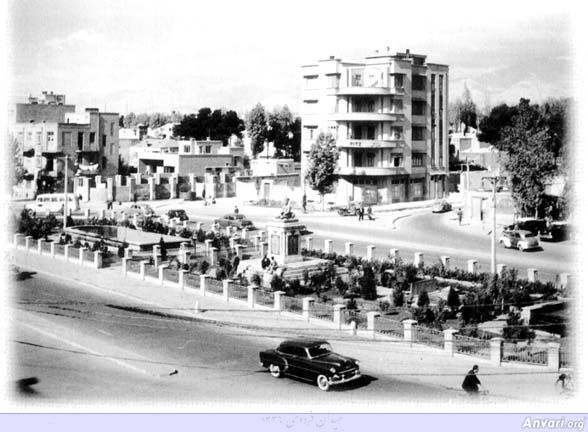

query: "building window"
(392, 73), (404, 89)
(367, 126), (375, 140)
(411, 75), (426, 91)
(183, 145), (191, 153)
(304, 75), (318, 89)
(326, 74), (340, 88)
(304, 126), (316, 140)
(62, 132), (72, 148)
(350, 69), (364, 87)
(102, 156), (107, 169)
(110, 122), (114, 136)
(391, 126), (403, 140)
(412, 153), (424, 167)
(391, 99), (403, 113)
(77, 132), (84, 150)
(35, 132), (42, 144)
(164, 166), (175, 173)
(391, 155), (403, 167)
(353, 152), (362, 167)
(366, 152), (375, 167)
(102, 134), (106, 147)
(90, 132), (95, 143)
(412, 127), (425, 141)
(412, 100), (426, 116)
(411, 180), (423, 197)
(205, 145), (211, 153)
(47, 131), (54, 143)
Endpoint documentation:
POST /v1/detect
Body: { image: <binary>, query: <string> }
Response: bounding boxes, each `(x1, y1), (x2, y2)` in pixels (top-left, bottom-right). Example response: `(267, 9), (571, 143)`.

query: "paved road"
(11, 272), (479, 406)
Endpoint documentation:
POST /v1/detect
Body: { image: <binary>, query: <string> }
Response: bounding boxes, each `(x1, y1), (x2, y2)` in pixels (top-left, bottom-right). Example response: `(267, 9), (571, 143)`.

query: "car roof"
(280, 338), (329, 348)
(514, 229), (533, 235)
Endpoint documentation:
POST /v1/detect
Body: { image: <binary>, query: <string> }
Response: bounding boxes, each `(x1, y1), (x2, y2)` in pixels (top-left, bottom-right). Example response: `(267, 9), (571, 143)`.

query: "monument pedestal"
(266, 217), (311, 266)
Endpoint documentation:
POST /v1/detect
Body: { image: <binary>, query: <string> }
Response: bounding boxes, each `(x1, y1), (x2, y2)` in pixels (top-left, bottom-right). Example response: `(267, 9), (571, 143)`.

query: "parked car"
(259, 339), (361, 391)
(499, 229), (540, 251)
(503, 218), (547, 237)
(25, 193), (79, 215)
(431, 200), (452, 213)
(123, 203), (155, 217)
(214, 213), (254, 230)
(332, 203), (359, 217)
(162, 209), (189, 224)
(540, 222), (571, 242)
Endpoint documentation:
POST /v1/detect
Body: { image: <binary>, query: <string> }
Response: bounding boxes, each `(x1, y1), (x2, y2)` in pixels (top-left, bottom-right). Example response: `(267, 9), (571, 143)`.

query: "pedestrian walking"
(159, 236), (167, 261)
(457, 208), (463, 226)
(366, 206), (374, 220)
(234, 205), (239, 214)
(302, 194), (307, 213)
(358, 206), (365, 221)
(462, 365), (484, 395)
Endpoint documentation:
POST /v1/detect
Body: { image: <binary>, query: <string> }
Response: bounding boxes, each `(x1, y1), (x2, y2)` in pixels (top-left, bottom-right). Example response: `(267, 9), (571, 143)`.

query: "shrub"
(417, 290), (430, 308)
(270, 275), (286, 292)
(334, 276), (347, 296)
(178, 228), (192, 238)
(199, 260), (210, 274)
(250, 273), (262, 287)
(359, 265), (377, 300)
(392, 287), (405, 307)
(196, 229), (206, 243)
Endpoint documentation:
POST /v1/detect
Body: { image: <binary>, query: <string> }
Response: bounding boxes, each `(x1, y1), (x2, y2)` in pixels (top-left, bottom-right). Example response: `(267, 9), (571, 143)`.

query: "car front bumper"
(330, 369), (361, 386)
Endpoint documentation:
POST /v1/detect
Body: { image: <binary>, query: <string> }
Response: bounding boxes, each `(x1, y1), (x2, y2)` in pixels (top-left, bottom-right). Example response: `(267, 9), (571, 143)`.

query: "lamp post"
(482, 174), (506, 274)
(57, 155), (71, 230)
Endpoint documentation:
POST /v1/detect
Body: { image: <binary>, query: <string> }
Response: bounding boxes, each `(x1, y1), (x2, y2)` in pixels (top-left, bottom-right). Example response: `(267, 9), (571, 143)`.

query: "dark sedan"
(214, 213), (254, 230)
(259, 339), (361, 391)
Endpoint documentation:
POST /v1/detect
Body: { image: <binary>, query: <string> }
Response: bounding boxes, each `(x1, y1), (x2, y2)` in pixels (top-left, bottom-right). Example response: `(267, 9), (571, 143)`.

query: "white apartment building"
(301, 48), (449, 205)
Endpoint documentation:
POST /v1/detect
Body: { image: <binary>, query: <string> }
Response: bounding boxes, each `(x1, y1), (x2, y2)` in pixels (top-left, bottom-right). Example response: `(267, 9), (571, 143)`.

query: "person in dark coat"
(462, 365), (484, 394)
(261, 254), (270, 270)
(159, 237), (167, 261)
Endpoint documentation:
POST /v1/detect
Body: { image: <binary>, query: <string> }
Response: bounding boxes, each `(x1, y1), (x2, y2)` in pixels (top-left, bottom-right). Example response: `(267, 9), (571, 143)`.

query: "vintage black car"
(259, 339), (361, 391)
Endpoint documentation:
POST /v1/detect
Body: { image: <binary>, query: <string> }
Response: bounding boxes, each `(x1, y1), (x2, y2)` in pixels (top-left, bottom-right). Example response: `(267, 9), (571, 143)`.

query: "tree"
(245, 103), (267, 157)
(359, 265), (377, 300)
(449, 85), (478, 133)
(497, 99), (558, 217)
(416, 290), (430, 308)
(267, 105), (300, 159)
(503, 309), (535, 342)
(123, 112), (137, 128)
(10, 135), (26, 186)
(478, 103), (518, 144)
(446, 286), (460, 311)
(305, 132), (339, 209)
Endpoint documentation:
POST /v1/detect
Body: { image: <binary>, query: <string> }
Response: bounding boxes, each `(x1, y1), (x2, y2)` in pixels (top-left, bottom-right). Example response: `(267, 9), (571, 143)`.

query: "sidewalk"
(9, 248), (571, 406)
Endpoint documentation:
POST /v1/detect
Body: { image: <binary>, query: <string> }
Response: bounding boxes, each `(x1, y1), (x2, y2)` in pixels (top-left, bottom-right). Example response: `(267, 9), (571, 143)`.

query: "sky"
(5, 0), (581, 116)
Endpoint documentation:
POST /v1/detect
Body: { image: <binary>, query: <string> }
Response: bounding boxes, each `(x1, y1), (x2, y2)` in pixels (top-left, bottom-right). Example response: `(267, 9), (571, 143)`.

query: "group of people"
(59, 232), (109, 254)
(357, 205), (374, 221)
(261, 254), (279, 273)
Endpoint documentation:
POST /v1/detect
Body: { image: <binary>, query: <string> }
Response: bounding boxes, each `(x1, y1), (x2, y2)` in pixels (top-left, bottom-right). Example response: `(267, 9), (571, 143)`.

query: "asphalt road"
(10, 271), (475, 407)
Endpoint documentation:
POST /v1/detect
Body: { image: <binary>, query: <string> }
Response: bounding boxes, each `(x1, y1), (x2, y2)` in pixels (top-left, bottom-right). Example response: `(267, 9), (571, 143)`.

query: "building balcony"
(328, 112), (404, 122)
(76, 145), (100, 153)
(337, 166), (408, 176)
(411, 90), (427, 100)
(337, 139), (404, 149)
(411, 141), (427, 152)
(410, 166), (426, 175)
(411, 114), (427, 124)
(329, 86), (404, 96)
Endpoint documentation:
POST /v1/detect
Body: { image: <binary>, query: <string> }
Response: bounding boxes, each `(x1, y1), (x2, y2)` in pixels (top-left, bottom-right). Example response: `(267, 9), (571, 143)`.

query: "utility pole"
(482, 174), (506, 274)
(59, 155), (69, 230)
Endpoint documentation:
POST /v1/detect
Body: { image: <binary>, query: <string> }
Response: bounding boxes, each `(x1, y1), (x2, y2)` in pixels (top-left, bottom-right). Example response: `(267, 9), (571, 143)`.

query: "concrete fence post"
(443, 328), (458, 356)
(235, 244), (243, 259)
(124, 247), (133, 259)
(366, 245), (376, 261)
(204, 239), (212, 254)
(349, 321), (357, 336)
(324, 239), (333, 254)
(497, 264), (507, 275)
(140, 260), (148, 280)
(345, 242), (354, 256)
(25, 236), (32, 251)
(273, 290), (285, 311)
(306, 237), (313, 250)
(403, 319), (417, 343)
(490, 337), (504, 366)
(389, 248), (399, 262)
(222, 280), (230, 302)
(558, 273), (569, 289)
(229, 237), (236, 250)
(78, 247), (85, 265)
(260, 242), (268, 257)
(13, 233), (24, 247)
(247, 285), (258, 308)
(158, 264), (168, 285)
(64, 244), (71, 261)
(178, 269), (188, 290)
(467, 259), (478, 274)
(366, 312), (381, 339)
(302, 297), (315, 322)
(84, 208), (91, 220)
(122, 257), (128, 276)
(547, 342), (561, 372)
(413, 253), (423, 267)
(94, 251), (103, 269)
(152, 245), (161, 268)
(209, 247), (218, 266)
(50, 242), (56, 258)
(333, 305), (345, 330)
(241, 229), (248, 241)
(37, 239), (44, 254)
(225, 227), (232, 237)
(440, 256), (450, 269)
(200, 274), (207, 296)
(99, 209), (106, 219)
(194, 300), (201, 314)
(527, 268), (538, 282)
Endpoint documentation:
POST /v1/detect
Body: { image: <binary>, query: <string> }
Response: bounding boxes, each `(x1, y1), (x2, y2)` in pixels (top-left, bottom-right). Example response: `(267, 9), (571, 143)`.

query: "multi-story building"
(11, 92), (119, 196)
(301, 48), (449, 204)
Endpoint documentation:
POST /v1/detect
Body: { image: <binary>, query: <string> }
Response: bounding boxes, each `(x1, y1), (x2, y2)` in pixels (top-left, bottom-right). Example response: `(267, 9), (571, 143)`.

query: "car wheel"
(269, 364), (283, 378)
(518, 244), (524, 251)
(316, 374), (330, 391)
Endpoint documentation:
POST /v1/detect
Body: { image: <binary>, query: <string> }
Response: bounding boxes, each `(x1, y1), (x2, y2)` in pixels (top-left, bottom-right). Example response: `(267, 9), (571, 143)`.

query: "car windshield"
(307, 343), (333, 358)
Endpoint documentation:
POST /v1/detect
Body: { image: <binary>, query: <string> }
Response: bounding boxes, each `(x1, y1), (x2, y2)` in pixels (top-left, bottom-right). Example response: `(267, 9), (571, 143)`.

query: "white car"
(499, 229), (540, 251)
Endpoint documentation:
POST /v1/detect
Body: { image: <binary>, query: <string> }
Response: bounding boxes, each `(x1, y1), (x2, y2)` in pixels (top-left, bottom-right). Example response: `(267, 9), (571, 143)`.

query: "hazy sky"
(6, 0), (579, 115)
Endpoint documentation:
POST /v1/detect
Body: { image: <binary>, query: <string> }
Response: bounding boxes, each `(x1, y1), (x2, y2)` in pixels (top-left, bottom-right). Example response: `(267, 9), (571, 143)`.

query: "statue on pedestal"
(278, 198), (295, 220)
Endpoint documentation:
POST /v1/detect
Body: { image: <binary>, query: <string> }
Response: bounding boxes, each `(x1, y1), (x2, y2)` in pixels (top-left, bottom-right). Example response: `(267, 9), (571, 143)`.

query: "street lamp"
(482, 174), (506, 274)
(57, 155), (71, 230)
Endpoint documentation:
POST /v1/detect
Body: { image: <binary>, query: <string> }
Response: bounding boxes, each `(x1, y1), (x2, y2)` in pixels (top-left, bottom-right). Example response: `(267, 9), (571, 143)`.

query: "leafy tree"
(10, 135), (26, 186)
(123, 112), (137, 128)
(267, 105), (300, 159)
(305, 132), (339, 209)
(497, 99), (558, 217)
(118, 115), (125, 127)
(446, 286), (460, 311)
(449, 85), (478, 133)
(416, 290), (430, 308)
(478, 103), (518, 144)
(359, 265), (377, 300)
(392, 287), (405, 307)
(503, 309), (535, 342)
(245, 103), (267, 157)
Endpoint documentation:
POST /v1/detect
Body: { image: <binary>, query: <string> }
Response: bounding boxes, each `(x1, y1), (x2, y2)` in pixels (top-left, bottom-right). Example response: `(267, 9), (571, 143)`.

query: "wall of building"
(15, 103), (75, 123)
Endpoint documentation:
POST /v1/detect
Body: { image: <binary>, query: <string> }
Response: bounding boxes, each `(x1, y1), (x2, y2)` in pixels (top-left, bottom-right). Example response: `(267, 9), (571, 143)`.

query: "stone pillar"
(99, 209), (106, 219)
(13, 233), (23, 246)
(403, 319), (417, 343)
(152, 245), (160, 267)
(527, 268), (538, 282)
(196, 221), (203, 232)
(324, 239), (333, 253)
(209, 247), (218, 266)
(559, 273), (569, 289)
(225, 226), (232, 237)
(169, 176), (177, 199)
(84, 208), (91, 220)
(148, 177), (156, 201)
(158, 264), (168, 285)
(497, 264), (507, 275)
(413, 252), (423, 267)
(389, 248), (399, 262)
(241, 229), (248, 241)
(443, 328), (458, 355)
(64, 244), (70, 261)
(50, 242), (56, 258)
(25, 236), (32, 251)
(349, 321), (357, 336)
(115, 174), (122, 187)
(78, 247), (85, 265)
(229, 237), (236, 250)
(366, 311), (381, 339)
(273, 291), (284, 311)
(302, 297), (315, 322)
(94, 251), (103, 269)
(37, 239), (44, 254)
(176, 267), (187, 288)
(235, 244), (243, 259)
(122, 257), (128, 275)
(154, 172), (161, 184)
(125, 248), (133, 259)
(490, 337), (504, 366)
(333, 304), (345, 330)
(344, 242), (354, 256)
(247, 285), (258, 308)
(547, 342), (561, 372)
(440, 256), (450, 269)
(199, 274), (207, 296)
(95, 175), (102, 186)
(366, 245), (376, 261)
(306, 236), (313, 250)
(467, 259), (478, 274)
(260, 242), (268, 257)
(204, 239), (212, 254)
(222, 280), (230, 302)
(106, 177), (114, 201)
(140, 260), (148, 280)
(189, 174), (197, 192)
